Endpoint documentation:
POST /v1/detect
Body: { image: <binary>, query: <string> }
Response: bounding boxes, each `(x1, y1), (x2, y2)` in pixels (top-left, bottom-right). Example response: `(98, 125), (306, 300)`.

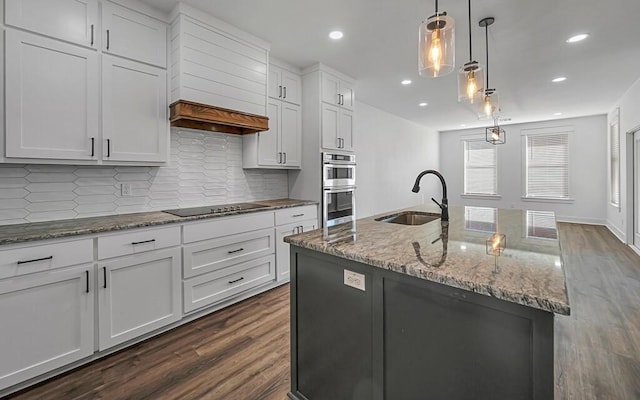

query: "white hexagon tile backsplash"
(0, 130), (289, 225)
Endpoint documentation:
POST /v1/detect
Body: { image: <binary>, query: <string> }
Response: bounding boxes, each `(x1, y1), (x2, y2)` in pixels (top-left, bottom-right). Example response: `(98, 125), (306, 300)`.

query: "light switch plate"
(344, 269), (365, 291)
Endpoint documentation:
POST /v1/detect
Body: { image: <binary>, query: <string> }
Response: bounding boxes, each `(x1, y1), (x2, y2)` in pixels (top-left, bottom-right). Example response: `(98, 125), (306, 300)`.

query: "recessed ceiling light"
(401, 79), (412, 85)
(566, 33), (589, 43)
(552, 77), (567, 83)
(554, 112), (563, 116)
(329, 31), (343, 40)
(419, 102), (428, 107)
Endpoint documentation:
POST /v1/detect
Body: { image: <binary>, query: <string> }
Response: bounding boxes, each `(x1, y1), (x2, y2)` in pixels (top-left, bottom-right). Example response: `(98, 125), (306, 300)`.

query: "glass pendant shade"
(419, 13), (455, 78)
(457, 61), (484, 103)
(486, 122), (506, 145)
(476, 88), (499, 120)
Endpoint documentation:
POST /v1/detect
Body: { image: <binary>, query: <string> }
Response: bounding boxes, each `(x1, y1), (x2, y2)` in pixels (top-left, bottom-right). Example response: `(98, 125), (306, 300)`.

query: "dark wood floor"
(6, 223), (640, 400)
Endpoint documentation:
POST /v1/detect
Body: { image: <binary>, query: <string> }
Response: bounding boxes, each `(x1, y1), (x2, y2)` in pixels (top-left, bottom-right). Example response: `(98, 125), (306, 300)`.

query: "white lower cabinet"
(0, 264), (94, 391)
(97, 247), (181, 351)
(275, 219), (317, 282)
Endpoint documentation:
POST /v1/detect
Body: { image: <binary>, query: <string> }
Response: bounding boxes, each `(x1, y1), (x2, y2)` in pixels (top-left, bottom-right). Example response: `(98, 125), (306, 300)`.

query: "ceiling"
(143, 0), (640, 132)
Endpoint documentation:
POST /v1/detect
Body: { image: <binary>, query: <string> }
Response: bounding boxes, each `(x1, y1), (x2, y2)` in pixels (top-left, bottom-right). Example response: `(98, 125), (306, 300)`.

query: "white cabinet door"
(268, 65), (282, 99)
(0, 265), (94, 391)
(321, 71), (341, 105)
(339, 80), (355, 110)
(5, 30), (98, 160)
(281, 70), (301, 105)
(276, 219), (317, 282)
(280, 102), (301, 167)
(98, 248), (181, 351)
(321, 103), (340, 151)
(5, 0), (98, 48)
(102, 1), (167, 68)
(102, 55), (168, 163)
(258, 100), (280, 166)
(340, 109), (354, 152)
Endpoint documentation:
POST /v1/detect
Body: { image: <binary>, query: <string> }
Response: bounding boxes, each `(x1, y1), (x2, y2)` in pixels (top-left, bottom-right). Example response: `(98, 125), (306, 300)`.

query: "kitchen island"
(285, 204), (569, 400)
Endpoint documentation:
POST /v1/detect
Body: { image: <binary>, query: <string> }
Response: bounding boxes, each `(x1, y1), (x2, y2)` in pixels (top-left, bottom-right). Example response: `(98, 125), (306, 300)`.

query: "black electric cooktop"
(162, 202), (268, 217)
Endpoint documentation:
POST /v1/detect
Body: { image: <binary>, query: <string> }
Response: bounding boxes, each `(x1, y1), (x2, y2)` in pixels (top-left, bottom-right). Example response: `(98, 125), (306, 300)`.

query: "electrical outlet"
(121, 183), (133, 197)
(344, 269), (365, 291)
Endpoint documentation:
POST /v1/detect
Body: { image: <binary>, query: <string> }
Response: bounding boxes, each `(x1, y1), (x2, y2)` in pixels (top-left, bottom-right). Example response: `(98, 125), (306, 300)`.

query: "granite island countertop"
(0, 198), (317, 246)
(285, 204), (570, 315)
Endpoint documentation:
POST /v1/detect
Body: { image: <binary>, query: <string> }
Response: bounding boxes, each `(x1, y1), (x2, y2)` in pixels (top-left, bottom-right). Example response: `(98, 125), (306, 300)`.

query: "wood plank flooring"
(6, 223), (640, 400)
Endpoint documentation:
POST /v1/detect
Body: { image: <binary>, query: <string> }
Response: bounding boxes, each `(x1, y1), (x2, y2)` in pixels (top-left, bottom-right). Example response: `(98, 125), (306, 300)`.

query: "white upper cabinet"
(269, 64), (301, 105)
(102, 1), (167, 68)
(321, 71), (354, 110)
(5, 30), (99, 160)
(102, 55), (168, 162)
(4, 0), (99, 48)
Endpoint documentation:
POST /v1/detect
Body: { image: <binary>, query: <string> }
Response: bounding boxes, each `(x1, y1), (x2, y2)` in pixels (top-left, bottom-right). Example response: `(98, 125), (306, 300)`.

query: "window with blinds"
(463, 140), (497, 195)
(525, 133), (569, 199)
(610, 111), (620, 206)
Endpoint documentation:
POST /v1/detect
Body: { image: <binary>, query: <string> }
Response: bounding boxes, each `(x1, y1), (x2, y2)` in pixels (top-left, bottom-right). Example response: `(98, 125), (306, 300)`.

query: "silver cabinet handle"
(17, 256), (53, 265)
(279, 85), (282, 98)
(278, 152), (282, 163)
(90, 24), (94, 46)
(283, 86), (287, 99)
(283, 152), (287, 164)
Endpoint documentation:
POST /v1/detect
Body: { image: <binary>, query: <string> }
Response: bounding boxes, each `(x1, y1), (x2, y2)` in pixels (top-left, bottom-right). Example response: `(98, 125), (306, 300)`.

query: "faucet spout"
(412, 170), (449, 221)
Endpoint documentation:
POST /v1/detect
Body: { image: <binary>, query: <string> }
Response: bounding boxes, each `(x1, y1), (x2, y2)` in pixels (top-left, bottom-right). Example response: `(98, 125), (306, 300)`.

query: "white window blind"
(463, 140), (497, 195)
(525, 133), (569, 199)
(610, 113), (620, 206)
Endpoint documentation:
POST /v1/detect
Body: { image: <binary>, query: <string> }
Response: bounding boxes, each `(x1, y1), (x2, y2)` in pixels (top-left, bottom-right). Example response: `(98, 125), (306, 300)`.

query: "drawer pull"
(228, 277), (244, 284)
(131, 239), (156, 245)
(17, 256), (53, 265)
(85, 270), (90, 293)
(292, 213), (305, 218)
(227, 248), (244, 254)
(103, 267), (107, 289)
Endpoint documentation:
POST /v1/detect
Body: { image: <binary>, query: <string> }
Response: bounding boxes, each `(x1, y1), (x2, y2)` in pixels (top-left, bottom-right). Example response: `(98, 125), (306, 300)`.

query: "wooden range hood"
(169, 100), (269, 135)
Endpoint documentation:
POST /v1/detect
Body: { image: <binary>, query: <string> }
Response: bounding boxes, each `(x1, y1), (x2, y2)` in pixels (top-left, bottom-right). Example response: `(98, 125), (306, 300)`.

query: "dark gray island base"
(285, 205), (569, 400)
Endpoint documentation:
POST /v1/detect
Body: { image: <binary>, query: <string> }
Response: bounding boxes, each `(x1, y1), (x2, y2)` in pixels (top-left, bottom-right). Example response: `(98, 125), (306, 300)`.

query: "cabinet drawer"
(183, 255), (275, 313)
(275, 205), (318, 226)
(183, 212), (274, 243)
(183, 228), (274, 278)
(98, 226), (180, 260)
(0, 238), (93, 279)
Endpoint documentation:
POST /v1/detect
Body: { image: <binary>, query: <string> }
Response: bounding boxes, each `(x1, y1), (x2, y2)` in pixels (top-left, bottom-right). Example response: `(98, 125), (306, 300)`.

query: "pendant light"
(419, 0), (455, 78)
(486, 118), (506, 145)
(457, 0), (483, 102)
(476, 17), (499, 120)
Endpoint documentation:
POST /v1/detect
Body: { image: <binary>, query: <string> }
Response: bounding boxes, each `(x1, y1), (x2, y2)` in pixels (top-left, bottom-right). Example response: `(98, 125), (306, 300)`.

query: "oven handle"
(324, 186), (356, 194)
(323, 161), (356, 167)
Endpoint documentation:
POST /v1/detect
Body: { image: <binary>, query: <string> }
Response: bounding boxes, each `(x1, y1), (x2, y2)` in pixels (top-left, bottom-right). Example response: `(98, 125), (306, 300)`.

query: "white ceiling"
(143, 0), (640, 132)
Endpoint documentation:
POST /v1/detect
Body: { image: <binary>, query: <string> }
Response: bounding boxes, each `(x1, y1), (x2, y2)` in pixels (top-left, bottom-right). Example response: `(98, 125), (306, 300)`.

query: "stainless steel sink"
(375, 211), (441, 226)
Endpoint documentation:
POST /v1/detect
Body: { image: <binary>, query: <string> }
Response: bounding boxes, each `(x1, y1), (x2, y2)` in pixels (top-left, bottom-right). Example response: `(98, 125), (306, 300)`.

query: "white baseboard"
(631, 245), (640, 257)
(555, 216), (606, 225)
(605, 221), (627, 244)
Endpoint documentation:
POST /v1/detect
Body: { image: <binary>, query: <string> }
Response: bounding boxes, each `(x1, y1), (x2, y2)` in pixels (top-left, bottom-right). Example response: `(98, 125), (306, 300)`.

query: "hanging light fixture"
(457, 0), (483, 102)
(486, 118), (506, 145)
(419, 0), (455, 78)
(476, 17), (499, 119)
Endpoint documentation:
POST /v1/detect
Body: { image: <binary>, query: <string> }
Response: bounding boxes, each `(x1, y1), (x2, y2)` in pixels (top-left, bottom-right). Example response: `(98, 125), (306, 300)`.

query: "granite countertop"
(285, 204), (570, 316)
(0, 199), (317, 246)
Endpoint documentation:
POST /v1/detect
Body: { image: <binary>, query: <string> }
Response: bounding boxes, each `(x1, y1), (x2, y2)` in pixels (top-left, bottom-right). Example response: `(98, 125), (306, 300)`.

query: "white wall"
(440, 115), (607, 224)
(355, 101), (439, 218)
(607, 76), (640, 243)
(0, 129), (288, 225)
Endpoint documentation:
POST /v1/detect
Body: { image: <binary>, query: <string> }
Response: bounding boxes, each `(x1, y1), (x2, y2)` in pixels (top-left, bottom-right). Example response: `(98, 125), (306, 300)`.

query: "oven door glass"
(323, 164), (356, 187)
(324, 189), (354, 227)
